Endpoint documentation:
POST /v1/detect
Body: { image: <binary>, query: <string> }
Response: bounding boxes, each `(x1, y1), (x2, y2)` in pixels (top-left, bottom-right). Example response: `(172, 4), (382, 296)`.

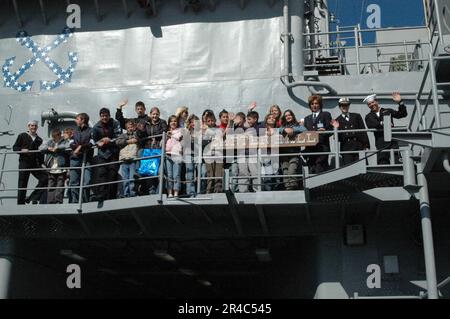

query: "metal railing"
(0, 125), (410, 211)
(408, 0), (450, 133)
(303, 25), (429, 75)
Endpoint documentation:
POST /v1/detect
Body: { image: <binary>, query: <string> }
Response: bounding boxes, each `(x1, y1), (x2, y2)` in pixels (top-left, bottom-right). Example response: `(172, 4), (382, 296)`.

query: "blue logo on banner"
(2, 27), (78, 92)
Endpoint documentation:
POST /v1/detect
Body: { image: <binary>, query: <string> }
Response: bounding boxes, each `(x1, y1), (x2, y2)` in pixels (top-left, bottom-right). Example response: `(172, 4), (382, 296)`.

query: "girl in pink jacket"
(165, 115), (183, 197)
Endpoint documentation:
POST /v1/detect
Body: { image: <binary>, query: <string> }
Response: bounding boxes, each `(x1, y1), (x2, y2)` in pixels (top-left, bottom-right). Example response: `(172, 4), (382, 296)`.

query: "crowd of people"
(11, 92), (407, 205)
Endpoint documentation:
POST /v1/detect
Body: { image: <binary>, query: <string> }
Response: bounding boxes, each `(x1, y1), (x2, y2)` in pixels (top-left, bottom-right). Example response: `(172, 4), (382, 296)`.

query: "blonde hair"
(175, 106), (189, 118)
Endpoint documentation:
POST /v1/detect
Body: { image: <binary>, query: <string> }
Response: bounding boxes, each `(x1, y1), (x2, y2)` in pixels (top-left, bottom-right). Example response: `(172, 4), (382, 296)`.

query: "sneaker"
(168, 194), (174, 198)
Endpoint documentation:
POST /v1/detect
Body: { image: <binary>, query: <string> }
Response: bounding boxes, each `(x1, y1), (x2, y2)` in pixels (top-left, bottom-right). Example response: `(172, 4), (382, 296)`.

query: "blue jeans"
(165, 157), (181, 191)
(185, 162), (196, 196)
(120, 162), (136, 197)
(69, 157), (92, 203)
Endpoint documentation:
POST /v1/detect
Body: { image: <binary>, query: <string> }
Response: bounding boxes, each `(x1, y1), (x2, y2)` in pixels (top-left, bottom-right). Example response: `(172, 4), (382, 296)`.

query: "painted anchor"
(2, 27), (78, 92)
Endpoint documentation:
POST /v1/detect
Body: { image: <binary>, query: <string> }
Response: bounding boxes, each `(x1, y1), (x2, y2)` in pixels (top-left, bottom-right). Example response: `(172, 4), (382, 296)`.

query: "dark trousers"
(341, 140), (365, 166)
(47, 172), (66, 204)
(305, 144), (330, 174)
(17, 160), (48, 205)
(92, 156), (119, 200)
(376, 140), (400, 165)
(205, 162), (223, 193)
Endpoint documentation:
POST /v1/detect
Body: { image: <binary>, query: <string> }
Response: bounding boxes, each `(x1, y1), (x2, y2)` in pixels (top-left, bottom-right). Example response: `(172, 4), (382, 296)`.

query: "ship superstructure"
(0, 0), (449, 298)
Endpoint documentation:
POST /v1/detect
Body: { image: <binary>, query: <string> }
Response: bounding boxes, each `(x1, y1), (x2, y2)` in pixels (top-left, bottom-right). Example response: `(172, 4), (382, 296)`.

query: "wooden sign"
(210, 131), (319, 149)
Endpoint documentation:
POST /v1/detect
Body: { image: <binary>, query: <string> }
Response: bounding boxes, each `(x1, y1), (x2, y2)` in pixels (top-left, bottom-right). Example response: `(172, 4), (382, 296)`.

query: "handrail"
(304, 40), (424, 52)
(0, 125), (411, 207)
(303, 25), (428, 37)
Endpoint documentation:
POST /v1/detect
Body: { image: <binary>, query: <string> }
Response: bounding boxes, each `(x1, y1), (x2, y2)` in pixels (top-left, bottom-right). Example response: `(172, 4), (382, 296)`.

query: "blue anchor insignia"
(2, 27), (78, 92)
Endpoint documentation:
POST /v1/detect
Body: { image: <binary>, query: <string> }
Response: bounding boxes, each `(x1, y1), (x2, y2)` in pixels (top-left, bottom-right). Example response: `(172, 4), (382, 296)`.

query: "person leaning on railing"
(135, 106), (168, 195)
(278, 110), (308, 190)
(203, 112), (224, 194)
(12, 120), (48, 205)
(227, 112), (246, 193)
(39, 128), (71, 204)
(238, 111), (263, 193)
(364, 92), (408, 165)
(183, 114), (200, 197)
(69, 113), (94, 203)
(116, 119), (140, 198)
(91, 107), (122, 202)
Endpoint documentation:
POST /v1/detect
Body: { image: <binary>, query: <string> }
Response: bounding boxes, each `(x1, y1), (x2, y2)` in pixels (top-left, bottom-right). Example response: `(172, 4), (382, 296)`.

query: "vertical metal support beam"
(282, 0), (291, 79)
(389, 149), (395, 165)
(416, 163), (438, 299)
(196, 125), (203, 195)
(403, 40), (410, 71)
(77, 152), (87, 213)
(354, 27), (361, 74)
(402, 150), (416, 190)
(333, 126), (340, 168)
(122, 0), (129, 18)
(0, 153), (8, 199)
(428, 53), (442, 128)
(0, 257), (11, 299)
(434, 0), (444, 43)
(308, 0), (315, 63)
(291, 0), (304, 76)
(357, 23), (362, 47)
(257, 149), (262, 191)
(383, 114), (392, 142)
(159, 132), (167, 202)
(12, 0), (23, 28)
(223, 168), (230, 191)
(39, 0), (48, 25)
(415, 98), (424, 130)
(297, 1), (305, 75)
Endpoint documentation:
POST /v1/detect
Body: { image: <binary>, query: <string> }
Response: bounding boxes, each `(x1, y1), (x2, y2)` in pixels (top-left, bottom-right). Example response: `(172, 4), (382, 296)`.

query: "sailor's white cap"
(363, 94), (377, 104)
(338, 97), (350, 105)
(27, 120), (38, 126)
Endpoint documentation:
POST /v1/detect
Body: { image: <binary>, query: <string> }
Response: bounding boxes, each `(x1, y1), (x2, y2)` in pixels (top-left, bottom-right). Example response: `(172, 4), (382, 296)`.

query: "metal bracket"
(383, 114), (392, 142)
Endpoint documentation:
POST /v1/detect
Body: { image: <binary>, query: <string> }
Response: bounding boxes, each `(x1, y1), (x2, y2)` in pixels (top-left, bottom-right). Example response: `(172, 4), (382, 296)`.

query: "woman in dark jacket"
(278, 110), (307, 190)
(135, 107), (168, 194)
(137, 107), (168, 149)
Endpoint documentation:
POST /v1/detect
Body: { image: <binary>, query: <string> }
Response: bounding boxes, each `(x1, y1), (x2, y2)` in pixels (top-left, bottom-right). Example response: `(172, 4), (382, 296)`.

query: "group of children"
(13, 92), (407, 204)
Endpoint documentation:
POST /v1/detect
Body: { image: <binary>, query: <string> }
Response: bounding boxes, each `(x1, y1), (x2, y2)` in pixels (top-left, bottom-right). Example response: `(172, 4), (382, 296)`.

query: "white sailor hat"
(363, 94), (377, 104)
(27, 120), (38, 126)
(338, 97), (350, 105)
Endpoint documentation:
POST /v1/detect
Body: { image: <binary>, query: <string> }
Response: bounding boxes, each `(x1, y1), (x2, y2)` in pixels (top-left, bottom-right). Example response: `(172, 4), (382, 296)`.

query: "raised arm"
(391, 92), (408, 119)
